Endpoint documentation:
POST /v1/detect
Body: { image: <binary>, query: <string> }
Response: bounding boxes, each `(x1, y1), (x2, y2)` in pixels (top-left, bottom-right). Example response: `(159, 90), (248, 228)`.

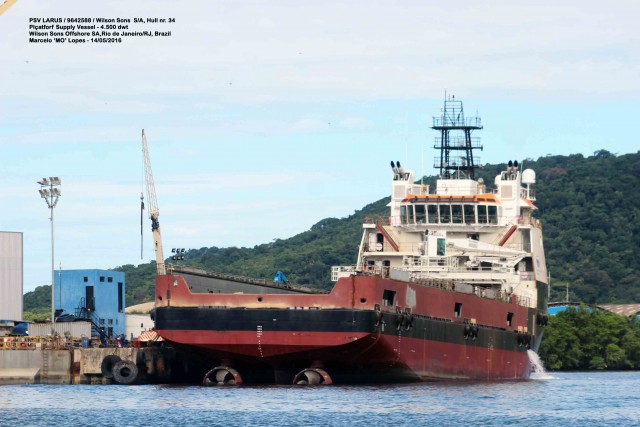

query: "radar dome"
(522, 169), (536, 184)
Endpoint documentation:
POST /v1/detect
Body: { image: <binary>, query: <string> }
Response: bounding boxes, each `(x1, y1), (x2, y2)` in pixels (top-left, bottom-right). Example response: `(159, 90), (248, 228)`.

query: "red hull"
(154, 274), (542, 383)
(159, 328), (531, 380)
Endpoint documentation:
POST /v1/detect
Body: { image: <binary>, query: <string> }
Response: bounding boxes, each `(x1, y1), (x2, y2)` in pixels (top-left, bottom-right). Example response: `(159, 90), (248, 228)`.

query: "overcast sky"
(1, 0), (639, 293)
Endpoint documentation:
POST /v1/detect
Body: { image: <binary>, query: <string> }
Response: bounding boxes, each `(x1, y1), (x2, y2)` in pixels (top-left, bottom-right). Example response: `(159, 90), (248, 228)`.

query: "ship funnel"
(391, 161), (400, 179)
(514, 160), (519, 169)
(397, 161), (405, 177)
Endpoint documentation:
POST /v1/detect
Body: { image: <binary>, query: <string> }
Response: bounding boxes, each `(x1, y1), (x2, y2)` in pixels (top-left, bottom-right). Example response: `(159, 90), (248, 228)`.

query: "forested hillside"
(24, 150), (640, 314)
(539, 306), (640, 370)
(477, 150), (640, 303)
(115, 197), (390, 302)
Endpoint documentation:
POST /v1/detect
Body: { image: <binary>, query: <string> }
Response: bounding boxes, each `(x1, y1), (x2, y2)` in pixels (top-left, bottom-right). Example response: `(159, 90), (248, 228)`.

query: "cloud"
(3, 0), (640, 294)
(339, 117), (374, 130)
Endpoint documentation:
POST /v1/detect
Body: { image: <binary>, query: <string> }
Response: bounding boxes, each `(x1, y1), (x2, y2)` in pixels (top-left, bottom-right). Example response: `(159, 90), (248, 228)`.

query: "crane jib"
(141, 129), (166, 276)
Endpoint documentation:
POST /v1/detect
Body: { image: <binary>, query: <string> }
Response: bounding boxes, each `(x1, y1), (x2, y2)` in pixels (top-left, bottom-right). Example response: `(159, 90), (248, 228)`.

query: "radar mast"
(432, 94), (483, 180)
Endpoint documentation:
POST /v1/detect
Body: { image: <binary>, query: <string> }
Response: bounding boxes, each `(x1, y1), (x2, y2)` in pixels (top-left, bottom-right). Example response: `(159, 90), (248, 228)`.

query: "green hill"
(471, 150), (640, 303)
(113, 197), (390, 305)
(24, 150), (640, 314)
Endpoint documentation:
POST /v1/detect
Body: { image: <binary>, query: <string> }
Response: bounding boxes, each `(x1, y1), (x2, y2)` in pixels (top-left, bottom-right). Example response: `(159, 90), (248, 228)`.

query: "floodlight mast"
(37, 176), (61, 321)
(141, 129), (166, 275)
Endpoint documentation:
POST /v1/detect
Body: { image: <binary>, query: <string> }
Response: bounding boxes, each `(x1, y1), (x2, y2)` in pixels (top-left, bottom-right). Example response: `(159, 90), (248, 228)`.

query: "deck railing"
(1, 335), (125, 350)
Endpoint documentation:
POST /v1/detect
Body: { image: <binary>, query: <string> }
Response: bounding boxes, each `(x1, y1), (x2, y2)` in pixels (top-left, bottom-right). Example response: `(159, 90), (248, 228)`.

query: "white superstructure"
(333, 97), (548, 310)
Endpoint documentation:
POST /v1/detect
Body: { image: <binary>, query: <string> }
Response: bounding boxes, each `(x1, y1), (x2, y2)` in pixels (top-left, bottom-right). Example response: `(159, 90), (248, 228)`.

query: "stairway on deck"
(497, 224), (518, 247)
(376, 224), (401, 252)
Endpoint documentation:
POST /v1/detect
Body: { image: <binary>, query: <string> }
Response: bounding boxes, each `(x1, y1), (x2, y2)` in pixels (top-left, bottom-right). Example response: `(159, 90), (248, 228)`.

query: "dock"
(0, 337), (174, 385)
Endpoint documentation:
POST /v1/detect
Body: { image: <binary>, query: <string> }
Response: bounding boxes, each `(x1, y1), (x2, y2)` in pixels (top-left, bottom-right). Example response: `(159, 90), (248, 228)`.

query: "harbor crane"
(141, 129), (166, 275)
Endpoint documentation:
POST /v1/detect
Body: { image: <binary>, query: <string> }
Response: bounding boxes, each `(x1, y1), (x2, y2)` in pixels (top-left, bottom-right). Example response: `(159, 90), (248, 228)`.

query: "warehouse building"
(54, 269), (126, 338)
(0, 231), (23, 322)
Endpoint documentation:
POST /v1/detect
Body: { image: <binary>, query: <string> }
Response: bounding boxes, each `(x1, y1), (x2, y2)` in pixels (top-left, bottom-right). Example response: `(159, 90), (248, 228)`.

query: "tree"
(540, 306), (640, 370)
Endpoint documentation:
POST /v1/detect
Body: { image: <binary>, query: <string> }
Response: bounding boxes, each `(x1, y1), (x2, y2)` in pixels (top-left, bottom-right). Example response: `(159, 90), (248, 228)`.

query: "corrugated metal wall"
(29, 322), (91, 338)
(0, 232), (23, 320)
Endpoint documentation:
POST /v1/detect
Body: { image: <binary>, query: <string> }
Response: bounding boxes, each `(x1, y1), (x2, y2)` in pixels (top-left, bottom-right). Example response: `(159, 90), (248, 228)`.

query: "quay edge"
(0, 347), (175, 385)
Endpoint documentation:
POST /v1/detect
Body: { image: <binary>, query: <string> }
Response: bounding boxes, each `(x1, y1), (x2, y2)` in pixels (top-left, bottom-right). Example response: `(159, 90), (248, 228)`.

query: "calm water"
(0, 372), (638, 426)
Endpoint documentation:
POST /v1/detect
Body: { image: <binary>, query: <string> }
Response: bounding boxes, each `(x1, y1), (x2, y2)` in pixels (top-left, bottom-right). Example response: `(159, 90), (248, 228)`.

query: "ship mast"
(141, 129), (166, 275)
(432, 94), (483, 180)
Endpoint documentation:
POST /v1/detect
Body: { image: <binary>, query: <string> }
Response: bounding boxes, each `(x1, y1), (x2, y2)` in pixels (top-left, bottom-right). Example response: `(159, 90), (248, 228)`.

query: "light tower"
(37, 176), (61, 322)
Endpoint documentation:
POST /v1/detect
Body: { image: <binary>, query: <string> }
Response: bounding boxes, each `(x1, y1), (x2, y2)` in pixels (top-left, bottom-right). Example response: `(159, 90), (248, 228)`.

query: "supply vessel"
(147, 96), (549, 385)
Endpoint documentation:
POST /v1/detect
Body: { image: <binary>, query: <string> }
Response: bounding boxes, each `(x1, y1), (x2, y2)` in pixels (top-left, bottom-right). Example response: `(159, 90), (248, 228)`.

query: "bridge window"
(400, 205), (407, 224)
(488, 205), (498, 224)
(452, 205), (463, 223)
(415, 204), (426, 224)
(478, 205), (488, 224)
(427, 204), (438, 223)
(439, 205), (451, 223)
(408, 205), (415, 224)
(464, 205), (475, 224)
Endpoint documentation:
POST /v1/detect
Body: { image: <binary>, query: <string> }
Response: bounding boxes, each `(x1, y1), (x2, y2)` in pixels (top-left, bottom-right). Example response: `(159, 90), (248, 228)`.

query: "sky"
(1, 0), (639, 293)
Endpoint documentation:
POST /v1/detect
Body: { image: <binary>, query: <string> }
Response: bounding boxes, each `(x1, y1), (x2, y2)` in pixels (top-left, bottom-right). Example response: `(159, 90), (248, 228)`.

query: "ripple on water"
(1, 372), (639, 426)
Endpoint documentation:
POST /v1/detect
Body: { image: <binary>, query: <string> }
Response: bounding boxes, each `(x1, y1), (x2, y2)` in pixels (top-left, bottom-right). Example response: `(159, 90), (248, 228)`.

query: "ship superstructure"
(336, 96), (547, 330)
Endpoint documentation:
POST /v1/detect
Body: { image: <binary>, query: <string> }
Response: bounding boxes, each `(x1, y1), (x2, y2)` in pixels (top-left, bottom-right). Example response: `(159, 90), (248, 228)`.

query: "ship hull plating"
(154, 275), (536, 384)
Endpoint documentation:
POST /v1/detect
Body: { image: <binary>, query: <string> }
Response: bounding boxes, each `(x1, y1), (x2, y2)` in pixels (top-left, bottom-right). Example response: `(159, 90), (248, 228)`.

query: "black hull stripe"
(156, 307), (531, 353)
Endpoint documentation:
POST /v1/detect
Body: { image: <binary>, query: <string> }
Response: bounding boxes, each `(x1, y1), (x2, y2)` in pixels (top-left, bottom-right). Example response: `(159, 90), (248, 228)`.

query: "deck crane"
(141, 129), (166, 275)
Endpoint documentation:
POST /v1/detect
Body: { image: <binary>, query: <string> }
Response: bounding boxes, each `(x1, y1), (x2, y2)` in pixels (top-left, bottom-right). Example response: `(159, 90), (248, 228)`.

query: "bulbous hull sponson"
(154, 274), (538, 383)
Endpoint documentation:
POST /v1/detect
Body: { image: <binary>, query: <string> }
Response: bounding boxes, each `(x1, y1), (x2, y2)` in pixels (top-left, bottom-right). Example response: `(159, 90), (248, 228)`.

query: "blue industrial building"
(54, 269), (126, 338)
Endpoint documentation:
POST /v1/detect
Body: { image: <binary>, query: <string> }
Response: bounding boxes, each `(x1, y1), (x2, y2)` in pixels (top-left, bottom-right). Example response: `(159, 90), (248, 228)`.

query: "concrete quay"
(0, 347), (175, 385)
